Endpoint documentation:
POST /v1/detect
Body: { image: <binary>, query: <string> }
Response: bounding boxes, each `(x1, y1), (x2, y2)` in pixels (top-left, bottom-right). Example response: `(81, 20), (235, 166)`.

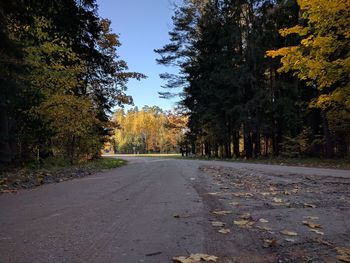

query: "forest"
(156, 0), (350, 159)
(0, 0), (144, 165)
(110, 106), (187, 154)
(1, 0), (349, 167)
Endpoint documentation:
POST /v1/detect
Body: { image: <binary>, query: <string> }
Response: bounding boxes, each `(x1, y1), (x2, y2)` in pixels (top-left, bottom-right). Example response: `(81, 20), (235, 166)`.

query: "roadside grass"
(0, 157), (126, 193)
(88, 158), (126, 169)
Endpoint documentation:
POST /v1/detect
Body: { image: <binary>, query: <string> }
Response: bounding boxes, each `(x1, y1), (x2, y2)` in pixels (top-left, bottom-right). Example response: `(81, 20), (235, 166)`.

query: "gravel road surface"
(0, 157), (349, 262)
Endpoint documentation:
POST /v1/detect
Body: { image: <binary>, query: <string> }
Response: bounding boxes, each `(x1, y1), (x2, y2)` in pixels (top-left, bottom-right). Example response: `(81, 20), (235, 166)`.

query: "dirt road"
(0, 157), (349, 262)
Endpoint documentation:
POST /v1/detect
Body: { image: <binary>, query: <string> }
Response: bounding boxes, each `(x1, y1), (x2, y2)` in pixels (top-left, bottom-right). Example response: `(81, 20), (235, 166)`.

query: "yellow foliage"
(112, 107), (187, 153)
(266, 0), (350, 113)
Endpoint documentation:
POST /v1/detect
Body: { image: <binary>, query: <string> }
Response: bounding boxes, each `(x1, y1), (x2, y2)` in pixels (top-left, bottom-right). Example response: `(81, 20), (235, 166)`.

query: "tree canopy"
(110, 106), (187, 154)
(156, 0), (349, 158)
(0, 0), (144, 165)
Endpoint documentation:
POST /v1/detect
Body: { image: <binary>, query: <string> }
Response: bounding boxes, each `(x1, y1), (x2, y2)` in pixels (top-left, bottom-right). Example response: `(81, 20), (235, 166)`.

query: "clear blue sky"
(97, 0), (179, 110)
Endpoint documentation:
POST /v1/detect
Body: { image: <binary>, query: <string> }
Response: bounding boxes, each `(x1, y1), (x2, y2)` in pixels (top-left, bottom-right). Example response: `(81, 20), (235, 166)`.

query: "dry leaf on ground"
(233, 192), (253, 198)
(302, 220), (321, 229)
(239, 213), (251, 219)
(234, 220), (254, 228)
(256, 225), (272, 231)
(218, 228), (230, 234)
(259, 218), (269, 223)
(212, 210), (232, 216)
(336, 247), (350, 256)
(309, 229), (324, 235)
(280, 229), (298, 236)
(272, 197), (283, 203)
(211, 221), (225, 227)
(336, 255), (350, 263)
(173, 253), (218, 263)
(263, 239), (277, 248)
(336, 247), (350, 263)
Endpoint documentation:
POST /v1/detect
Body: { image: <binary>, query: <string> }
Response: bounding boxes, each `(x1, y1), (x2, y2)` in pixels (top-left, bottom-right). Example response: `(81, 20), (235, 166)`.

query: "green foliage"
(0, 1), (144, 165)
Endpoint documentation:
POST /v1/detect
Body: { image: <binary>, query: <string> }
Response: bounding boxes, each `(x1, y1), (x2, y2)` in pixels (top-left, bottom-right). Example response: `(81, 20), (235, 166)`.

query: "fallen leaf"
(260, 192), (270, 196)
(212, 210), (232, 216)
(218, 228), (230, 234)
(211, 221), (225, 227)
(304, 203), (316, 208)
(229, 201), (239, 206)
(314, 237), (332, 246)
(259, 218), (269, 223)
(302, 220), (321, 229)
(280, 229), (298, 236)
(239, 213), (251, 219)
(0, 189), (18, 194)
(263, 239), (277, 248)
(337, 255), (350, 263)
(285, 238), (297, 242)
(336, 247), (350, 256)
(234, 220), (254, 228)
(233, 192), (253, 198)
(272, 197), (283, 203)
(255, 225), (272, 231)
(309, 229), (324, 235)
(173, 253), (218, 263)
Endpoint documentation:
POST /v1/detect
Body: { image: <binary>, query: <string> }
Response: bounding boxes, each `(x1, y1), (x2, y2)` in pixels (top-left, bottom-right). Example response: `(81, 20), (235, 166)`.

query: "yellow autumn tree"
(267, 0), (350, 156)
(111, 107), (187, 154)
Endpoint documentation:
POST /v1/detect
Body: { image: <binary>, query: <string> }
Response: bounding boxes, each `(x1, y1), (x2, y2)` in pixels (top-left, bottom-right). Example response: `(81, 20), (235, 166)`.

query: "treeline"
(156, 0), (349, 158)
(110, 106), (187, 154)
(0, 0), (143, 165)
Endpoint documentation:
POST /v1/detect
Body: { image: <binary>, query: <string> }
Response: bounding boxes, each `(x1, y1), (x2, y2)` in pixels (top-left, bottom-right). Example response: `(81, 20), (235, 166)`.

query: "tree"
(267, 0), (350, 157)
(0, 0), (144, 165)
(111, 107), (186, 154)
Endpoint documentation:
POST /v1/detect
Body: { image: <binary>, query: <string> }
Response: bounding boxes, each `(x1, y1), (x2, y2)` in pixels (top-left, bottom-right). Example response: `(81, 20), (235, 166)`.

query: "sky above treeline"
(97, 0), (180, 111)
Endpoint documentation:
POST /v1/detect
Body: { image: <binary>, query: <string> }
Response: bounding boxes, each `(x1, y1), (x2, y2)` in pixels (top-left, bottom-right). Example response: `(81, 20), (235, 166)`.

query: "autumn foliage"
(111, 106), (187, 154)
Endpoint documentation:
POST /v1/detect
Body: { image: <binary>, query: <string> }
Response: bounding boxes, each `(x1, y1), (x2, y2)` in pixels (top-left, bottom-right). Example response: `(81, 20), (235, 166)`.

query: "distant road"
(0, 157), (349, 262)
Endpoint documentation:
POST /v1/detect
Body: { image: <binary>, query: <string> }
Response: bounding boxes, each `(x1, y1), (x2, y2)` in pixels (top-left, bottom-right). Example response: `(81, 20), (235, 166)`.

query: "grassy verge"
(0, 157), (126, 193)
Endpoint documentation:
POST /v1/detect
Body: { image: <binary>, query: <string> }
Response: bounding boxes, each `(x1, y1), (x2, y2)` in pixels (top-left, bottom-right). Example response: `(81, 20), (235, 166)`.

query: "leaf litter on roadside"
(234, 219), (254, 228)
(263, 239), (277, 248)
(259, 218), (269, 223)
(336, 247), (350, 263)
(302, 220), (321, 229)
(211, 221), (225, 227)
(280, 229), (298, 236)
(212, 210), (232, 216)
(218, 228), (230, 234)
(173, 254), (218, 263)
(304, 203), (317, 208)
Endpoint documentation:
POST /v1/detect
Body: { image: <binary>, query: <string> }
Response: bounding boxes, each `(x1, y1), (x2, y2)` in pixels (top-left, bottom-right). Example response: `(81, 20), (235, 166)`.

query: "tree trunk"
(244, 124), (252, 159)
(0, 104), (13, 164)
(321, 110), (334, 158)
(233, 131), (240, 158)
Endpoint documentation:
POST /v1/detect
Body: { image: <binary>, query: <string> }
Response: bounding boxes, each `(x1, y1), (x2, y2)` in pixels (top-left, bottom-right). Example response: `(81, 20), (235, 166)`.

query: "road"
(0, 157), (349, 263)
